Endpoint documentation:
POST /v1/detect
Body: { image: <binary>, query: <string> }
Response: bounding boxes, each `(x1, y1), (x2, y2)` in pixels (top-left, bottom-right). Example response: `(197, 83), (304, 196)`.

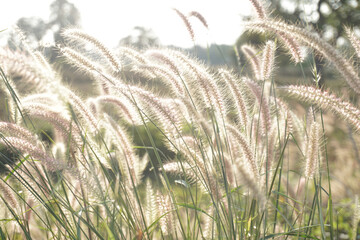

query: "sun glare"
(1, 0), (252, 48)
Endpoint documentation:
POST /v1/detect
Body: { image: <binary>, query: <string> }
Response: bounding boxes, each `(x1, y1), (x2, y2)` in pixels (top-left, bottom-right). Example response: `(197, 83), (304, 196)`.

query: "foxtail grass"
(0, 1), (359, 238)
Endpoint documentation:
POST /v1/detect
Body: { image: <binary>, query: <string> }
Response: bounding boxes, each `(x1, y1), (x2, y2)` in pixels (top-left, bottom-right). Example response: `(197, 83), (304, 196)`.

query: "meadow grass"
(0, 1), (359, 239)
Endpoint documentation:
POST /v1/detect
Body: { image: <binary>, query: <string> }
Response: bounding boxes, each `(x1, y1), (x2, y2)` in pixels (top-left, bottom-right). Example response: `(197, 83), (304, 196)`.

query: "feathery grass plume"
(145, 180), (157, 227)
(261, 41), (276, 80)
(58, 202), (77, 232)
(246, 20), (360, 94)
(247, 0), (303, 63)
(21, 103), (83, 149)
(60, 87), (99, 132)
(0, 137), (63, 171)
(84, 137), (112, 169)
(64, 162), (104, 200)
(156, 192), (176, 237)
(284, 85), (360, 132)
(241, 45), (261, 80)
(219, 69), (249, 131)
(226, 124), (260, 180)
(32, 51), (53, 74)
(24, 198), (34, 224)
(222, 154), (236, 187)
(180, 98), (212, 137)
(60, 46), (100, 74)
(0, 180), (18, 209)
(135, 64), (185, 96)
(86, 98), (98, 117)
(144, 49), (181, 74)
(91, 71), (125, 94)
(21, 93), (59, 106)
(176, 136), (221, 200)
(248, 0), (267, 19)
(236, 161), (265, 209)
(95, 95), (140, 125)
(17, 160), (53, 200)
(261, 125), (278, 189)
(353, 195), (360, 240)
(202, 206), (215, 239)
(245, 79), (271, 134)
(275, 99), (294, 136)
(0, 122), (38, 143)
(0, 77), (18, 122)
(188, 11), (209, 29)
(0, 48), (47, 92)
(152, 48), (194, 74)
(173, 8), (195, 42)
(105, 115), (138, 186)
(346, 27), (360, 59)
(13, 26), (55, 80)
(275, 31), (304, 63)
(131, 87), (183, 135)
(171, 51), (225, 118)
(63, 29), (121, 72)
(177, 136), (205, 160)
(118, 46), (149, 65)
(304, 122), (321, 179)
(160, 50), (207, 107)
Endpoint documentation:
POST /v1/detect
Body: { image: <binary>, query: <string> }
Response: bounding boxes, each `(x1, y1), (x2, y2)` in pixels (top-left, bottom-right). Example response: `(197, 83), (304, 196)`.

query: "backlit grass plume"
(284, 85), (360, 132)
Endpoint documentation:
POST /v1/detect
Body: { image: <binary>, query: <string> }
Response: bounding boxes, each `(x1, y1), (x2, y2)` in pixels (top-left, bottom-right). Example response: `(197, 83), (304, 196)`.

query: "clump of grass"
(0, 1), (359, 239)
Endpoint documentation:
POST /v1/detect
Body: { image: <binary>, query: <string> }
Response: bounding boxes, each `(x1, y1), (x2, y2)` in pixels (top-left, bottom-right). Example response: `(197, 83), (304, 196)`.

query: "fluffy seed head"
(304, 122), (322, 179)
(346, 27), (360, 59)
(284, 85), (360, 132)
(60, 46), (100, 74)
(188, 11), (209, 29)
(241, 45), (261, 80)
(95, 95), (140, 125)
(144, 49), (181, 74)
(246, 20), (360, 94)
(276, 31), (304, 63)
(135, 64), (185, 96)
(219, 69), (248, 130)
(173, 8), (195, 42)
(156, 192), (176, 237)
(63, 29), (121, 72)
(261, 41), (276, 80)
(248, 0), (268, 19)
(106, 115), (138, 186)
(0, 137), (64, 171)
(61, 87), (99, 132)
(0, 121), (38, 143)
(245, 80), (271, 134)
(227, 124), (259, 180)
(0, 180), (18, 209)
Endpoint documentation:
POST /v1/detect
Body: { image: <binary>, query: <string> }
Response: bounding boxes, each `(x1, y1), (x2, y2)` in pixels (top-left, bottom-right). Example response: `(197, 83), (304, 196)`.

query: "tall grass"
(0, 1), (359, 239)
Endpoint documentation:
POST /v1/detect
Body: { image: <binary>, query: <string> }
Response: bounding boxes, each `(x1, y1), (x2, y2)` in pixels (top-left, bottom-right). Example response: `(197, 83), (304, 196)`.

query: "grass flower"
(63, 29), (121, 72)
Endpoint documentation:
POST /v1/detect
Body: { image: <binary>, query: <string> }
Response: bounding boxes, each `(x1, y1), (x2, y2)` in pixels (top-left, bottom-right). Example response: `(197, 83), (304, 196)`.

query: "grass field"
(0, 1), (360, 239)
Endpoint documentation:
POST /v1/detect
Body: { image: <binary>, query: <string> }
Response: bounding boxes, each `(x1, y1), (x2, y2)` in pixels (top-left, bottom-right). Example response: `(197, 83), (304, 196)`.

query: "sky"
(0, 0), (253, 48)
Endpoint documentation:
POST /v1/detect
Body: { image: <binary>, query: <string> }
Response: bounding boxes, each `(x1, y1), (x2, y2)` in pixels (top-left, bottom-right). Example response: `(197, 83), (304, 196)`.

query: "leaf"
(271, 190), (302, 205)
(262, 232), (320, 239)
(175, 203), (214, 219)
(5, 155), (29, 181)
